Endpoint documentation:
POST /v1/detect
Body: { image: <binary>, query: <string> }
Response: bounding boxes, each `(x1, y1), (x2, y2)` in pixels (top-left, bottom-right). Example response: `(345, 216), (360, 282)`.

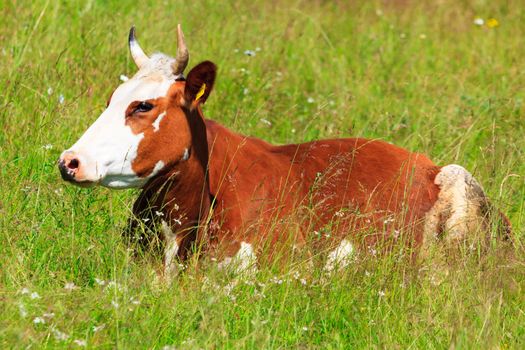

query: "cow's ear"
(184, 61), (217, 107)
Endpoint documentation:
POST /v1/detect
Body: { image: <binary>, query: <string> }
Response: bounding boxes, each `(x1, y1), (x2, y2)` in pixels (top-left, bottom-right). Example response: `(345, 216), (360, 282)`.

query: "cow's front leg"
(160, 220), (181, 281)
(217, 241), (258, 276)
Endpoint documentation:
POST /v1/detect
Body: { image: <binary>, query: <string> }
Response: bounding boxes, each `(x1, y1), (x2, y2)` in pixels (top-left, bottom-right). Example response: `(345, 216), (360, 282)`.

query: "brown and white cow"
(59, 26), (511, 275)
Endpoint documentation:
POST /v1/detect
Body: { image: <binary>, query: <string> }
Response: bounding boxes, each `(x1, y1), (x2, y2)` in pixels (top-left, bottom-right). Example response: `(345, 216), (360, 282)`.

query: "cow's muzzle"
(58, 152), (81, 182)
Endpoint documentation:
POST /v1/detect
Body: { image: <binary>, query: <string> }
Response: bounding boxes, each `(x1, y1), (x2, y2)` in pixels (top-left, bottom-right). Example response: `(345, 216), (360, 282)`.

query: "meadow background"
(1, 0), (524, 348)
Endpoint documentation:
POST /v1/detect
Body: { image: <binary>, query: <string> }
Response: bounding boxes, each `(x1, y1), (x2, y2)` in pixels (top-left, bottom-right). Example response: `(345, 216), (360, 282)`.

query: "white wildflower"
(64, 282), (78, 291)
(47, 87), (53, 95)
(73, 339), (87, 347)
(155, 211), (164, 217)
(33, 317), (46, 324)
(368, 247), (378, 256)
(378, 290), (386, 297)
(243, 50), (256, 56)
(30, 292), (40, 300)
(51, 326), (69, 341)
(260, 118), (271, 126)
(18, 303), (28, 318)
(58, 94), (65, 104)
(243, 88), (249, 95)
(307, 97), (315, 104)
(473, 18), (484, 26)
(111, 300), (119, 309)
(253, 289), (266, 299)
(129, 296), (140, 305)
(365, 270), (371, 277)
(142, 218), (150, 223)
(383, 217), (394, 224)
(94, 278), (105, 286)
(119, 74), (129, 82)
(105, 280), (123, 291)
(302, 326), (308, 331)
(393, 229), (400, 239)
(300, 278), (307, 286)
(270, 276), (283, 285)
(20, 287), (30, 295)
(92, 324), (106, 333)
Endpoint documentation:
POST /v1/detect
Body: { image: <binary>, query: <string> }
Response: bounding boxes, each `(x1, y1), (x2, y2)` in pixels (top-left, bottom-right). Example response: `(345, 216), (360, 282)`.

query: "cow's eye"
(135, 101), (154, 113)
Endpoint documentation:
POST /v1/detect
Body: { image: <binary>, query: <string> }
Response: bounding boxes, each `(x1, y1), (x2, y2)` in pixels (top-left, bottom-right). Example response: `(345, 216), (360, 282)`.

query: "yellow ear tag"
(195, 83), (207, 102)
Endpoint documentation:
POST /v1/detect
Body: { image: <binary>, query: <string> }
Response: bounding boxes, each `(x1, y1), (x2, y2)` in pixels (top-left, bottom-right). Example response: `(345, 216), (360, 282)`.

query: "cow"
(58, 26), (511, 276)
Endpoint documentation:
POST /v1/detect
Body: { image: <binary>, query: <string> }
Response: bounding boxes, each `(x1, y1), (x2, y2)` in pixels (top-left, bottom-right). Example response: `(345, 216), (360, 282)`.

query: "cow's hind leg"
(424, 164), (511, 247)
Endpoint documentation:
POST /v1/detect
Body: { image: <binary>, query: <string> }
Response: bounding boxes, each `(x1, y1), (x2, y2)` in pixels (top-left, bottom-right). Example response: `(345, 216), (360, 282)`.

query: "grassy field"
(1, 0), (525, 348)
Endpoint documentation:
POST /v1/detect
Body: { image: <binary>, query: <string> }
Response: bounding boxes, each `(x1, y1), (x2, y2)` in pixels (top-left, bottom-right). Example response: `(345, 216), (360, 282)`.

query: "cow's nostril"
(68, 158), (79, 170)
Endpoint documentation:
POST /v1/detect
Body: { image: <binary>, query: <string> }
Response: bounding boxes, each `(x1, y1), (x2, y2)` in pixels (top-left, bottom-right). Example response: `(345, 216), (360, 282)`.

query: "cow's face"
(58, 26), (214, 189)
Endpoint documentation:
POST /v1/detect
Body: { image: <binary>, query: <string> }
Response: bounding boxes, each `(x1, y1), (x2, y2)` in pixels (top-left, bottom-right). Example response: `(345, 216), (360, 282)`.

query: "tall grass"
(1, 0), (524, 348)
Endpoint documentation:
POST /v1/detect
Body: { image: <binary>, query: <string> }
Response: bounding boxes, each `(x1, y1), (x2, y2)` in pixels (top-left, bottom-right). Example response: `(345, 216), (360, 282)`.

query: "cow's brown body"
(122, 61), (511, 269)
(129, 103), (454, 263)
(205, 120), (441, 254)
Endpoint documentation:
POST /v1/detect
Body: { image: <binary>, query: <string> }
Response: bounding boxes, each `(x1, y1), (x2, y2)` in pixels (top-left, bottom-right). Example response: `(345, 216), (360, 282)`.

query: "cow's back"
(274, 138), (441, 246)
(206, 120), (441, 248)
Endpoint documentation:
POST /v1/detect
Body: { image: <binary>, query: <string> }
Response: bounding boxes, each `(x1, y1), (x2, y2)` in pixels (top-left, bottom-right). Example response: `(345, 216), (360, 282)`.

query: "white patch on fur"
(217, 242), (257, 275)
(324, 239), (355, 273)
(424, 164), (487, 245)
(152, 112), (166, 132)
(151, 160), (165, 177)
(161, 220), (179, 279)
(182, 148), (189, 161)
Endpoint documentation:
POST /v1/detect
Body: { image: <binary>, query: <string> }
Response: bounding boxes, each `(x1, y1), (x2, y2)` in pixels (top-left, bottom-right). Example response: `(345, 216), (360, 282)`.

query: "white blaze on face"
(61, 54), (176, 188)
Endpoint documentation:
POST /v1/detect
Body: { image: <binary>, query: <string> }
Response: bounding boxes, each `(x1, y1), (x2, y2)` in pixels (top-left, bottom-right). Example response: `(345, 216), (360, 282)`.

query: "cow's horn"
(171, 24), (189, 77)
(128, 26), (150, 68)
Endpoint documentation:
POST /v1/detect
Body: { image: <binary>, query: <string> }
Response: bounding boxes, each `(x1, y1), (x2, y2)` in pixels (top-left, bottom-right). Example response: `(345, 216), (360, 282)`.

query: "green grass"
(1, 0), (524, 348)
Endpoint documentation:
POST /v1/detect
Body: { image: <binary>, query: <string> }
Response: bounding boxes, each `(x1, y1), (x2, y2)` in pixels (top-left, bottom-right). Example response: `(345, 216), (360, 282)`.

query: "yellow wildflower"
(487, 18), (499, 28)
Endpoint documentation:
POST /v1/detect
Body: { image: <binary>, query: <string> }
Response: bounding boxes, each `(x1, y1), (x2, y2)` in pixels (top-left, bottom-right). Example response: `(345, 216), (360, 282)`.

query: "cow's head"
(58, 25), (216, 188)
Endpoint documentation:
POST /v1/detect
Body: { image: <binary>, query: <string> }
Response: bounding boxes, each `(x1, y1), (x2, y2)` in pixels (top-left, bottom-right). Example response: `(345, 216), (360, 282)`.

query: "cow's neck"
(133, 108), (211, 258)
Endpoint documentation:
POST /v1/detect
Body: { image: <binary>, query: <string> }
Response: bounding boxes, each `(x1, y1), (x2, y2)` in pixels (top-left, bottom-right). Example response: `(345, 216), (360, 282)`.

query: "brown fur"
(126, 61), (509, 265)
